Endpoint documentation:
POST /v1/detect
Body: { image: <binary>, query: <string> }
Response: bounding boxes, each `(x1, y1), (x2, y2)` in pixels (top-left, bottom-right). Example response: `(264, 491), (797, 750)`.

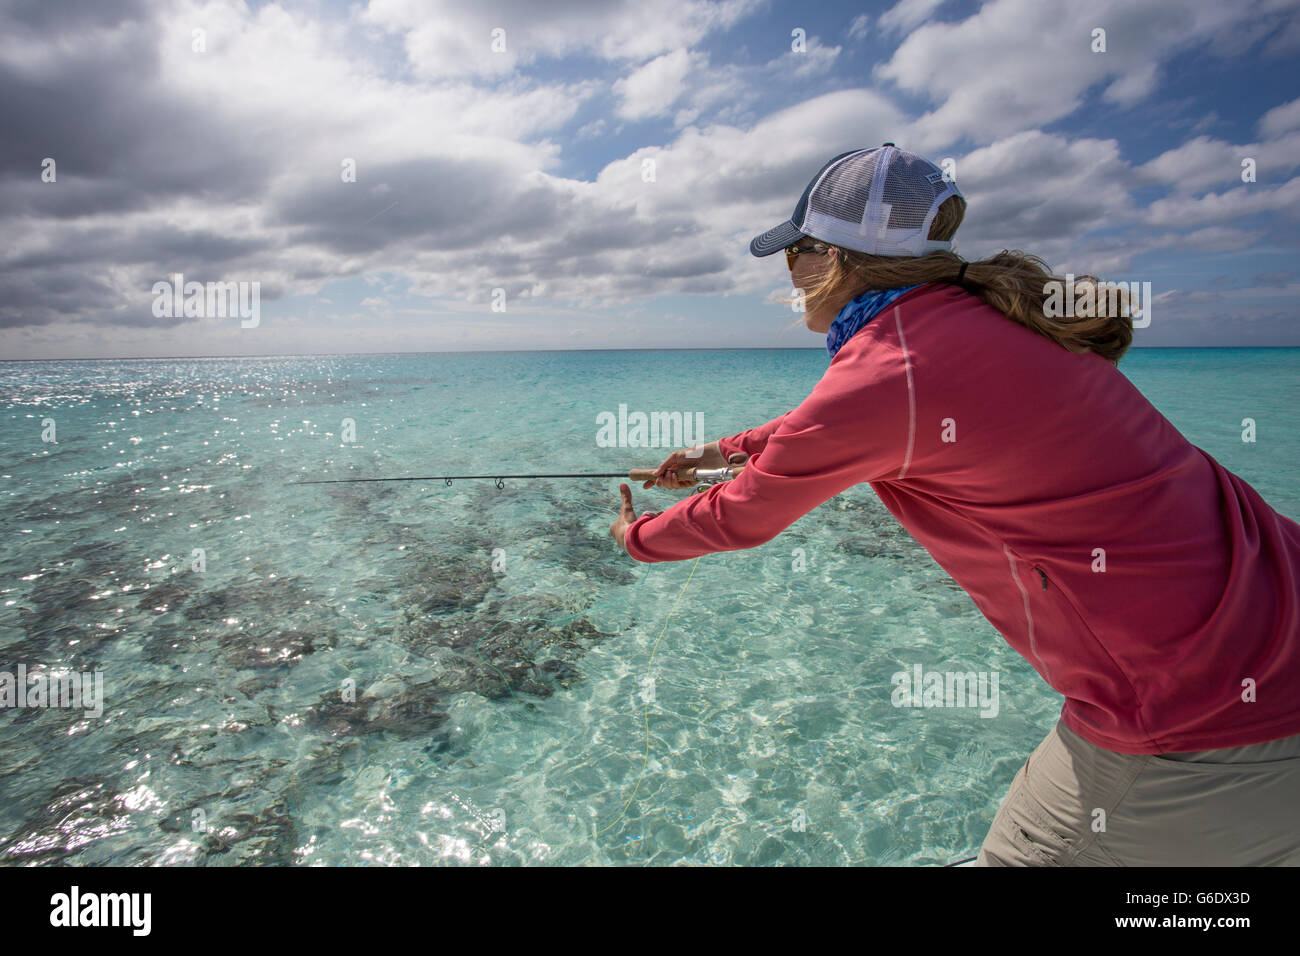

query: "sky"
(1, 0), (1298, 358)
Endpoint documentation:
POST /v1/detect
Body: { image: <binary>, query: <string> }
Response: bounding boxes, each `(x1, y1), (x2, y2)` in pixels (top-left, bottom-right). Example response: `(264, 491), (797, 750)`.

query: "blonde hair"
(789, 195), (1134, 364)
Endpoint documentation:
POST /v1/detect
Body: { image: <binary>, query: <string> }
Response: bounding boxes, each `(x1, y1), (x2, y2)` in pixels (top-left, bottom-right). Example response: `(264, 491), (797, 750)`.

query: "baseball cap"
(749, 143), (963, 257)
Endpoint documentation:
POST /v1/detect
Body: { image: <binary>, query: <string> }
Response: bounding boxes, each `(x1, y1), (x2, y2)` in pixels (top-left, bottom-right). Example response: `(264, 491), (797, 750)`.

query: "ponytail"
(798, 196), (1135, 364)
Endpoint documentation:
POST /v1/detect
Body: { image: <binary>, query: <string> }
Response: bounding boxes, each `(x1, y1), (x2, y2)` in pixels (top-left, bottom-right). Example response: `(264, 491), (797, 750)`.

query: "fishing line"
(309, 474), (852, 862)
(592, 553), (699, 842)
(318, 479), (851, 863)
(369, 481), (698, 858)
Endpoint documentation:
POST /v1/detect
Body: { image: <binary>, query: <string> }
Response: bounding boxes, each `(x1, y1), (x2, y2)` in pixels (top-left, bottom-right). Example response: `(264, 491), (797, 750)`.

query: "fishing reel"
(682, 453), (749, 494)
(687, 466), (740, 491)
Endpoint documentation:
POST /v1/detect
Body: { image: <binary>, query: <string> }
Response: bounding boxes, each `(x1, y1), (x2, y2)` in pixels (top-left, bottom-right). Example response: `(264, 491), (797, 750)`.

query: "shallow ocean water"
(0, 348), (1296, 866)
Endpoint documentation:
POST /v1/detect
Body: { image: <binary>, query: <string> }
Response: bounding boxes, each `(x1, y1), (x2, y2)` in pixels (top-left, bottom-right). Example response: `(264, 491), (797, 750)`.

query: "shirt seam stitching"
(893, 304), (916, 480)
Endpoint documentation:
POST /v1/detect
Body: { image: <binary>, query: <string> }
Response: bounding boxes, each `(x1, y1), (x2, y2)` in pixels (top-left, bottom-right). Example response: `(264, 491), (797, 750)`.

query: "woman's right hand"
(642, 441), (739, 490)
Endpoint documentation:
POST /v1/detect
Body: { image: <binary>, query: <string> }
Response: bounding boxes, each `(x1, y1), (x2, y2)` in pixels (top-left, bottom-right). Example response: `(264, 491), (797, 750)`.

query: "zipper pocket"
(1004, 545), (1050, 681)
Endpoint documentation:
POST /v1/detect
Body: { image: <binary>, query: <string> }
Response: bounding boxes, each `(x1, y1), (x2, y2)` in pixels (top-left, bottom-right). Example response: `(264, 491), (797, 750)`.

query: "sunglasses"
(785, 240), (831, 269)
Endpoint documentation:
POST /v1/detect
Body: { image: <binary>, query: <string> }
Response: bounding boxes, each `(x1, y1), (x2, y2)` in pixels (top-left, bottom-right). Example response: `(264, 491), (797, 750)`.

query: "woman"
(608, 144), (1300, 866)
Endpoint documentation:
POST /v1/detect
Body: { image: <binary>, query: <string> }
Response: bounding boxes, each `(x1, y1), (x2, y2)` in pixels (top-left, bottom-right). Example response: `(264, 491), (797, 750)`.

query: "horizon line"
(4, 344), (1300, 363)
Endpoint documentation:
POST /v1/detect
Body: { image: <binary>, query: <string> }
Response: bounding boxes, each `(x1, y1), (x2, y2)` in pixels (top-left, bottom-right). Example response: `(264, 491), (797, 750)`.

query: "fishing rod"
(294, 463), (747, 490)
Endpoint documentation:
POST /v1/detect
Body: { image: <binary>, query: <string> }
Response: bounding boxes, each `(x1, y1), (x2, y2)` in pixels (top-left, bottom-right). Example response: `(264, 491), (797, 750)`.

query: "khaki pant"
(976, 718), (1300, 866)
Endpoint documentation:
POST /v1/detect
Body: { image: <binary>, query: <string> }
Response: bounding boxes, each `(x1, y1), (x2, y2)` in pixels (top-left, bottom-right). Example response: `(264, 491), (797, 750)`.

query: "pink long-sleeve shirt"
(625, 282), (1300, 754)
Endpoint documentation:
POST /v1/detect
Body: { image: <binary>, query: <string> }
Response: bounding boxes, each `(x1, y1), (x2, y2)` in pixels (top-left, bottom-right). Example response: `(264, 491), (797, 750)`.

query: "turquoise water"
(1, 348), (1297, 866)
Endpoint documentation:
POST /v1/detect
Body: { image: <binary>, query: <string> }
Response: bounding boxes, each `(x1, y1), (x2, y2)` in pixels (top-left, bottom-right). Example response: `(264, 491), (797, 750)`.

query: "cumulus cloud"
(1259, 96), (1300, 137)
(1135, 130), (1300, 194)
(1143, 177), (1300, 228)
(614, 49), (698, 121)
(875, 0), (1298, 152)
(879, 0), (950, 35)
(1, 0), (1297, 354)
(780, 40), (843, 80)
(361, 0), (757, 78)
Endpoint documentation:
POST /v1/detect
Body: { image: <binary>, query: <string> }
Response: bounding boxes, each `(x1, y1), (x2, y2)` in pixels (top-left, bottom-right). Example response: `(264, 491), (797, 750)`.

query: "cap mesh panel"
(802, 147), (959, 254)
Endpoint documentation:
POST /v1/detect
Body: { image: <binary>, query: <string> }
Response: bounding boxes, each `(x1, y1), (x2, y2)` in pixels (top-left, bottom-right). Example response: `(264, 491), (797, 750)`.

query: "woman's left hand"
(610, 483), (658, 552)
